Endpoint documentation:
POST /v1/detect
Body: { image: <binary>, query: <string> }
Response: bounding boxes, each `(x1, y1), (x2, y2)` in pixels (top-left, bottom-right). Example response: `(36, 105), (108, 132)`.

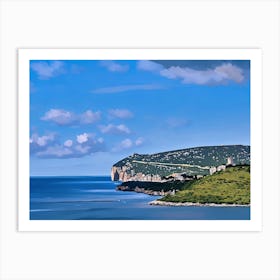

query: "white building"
(226, 156), (234, 166)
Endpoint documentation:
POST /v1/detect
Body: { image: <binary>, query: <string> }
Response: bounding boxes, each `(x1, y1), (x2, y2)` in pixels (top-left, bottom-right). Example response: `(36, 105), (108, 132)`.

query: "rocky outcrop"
(116, 183), (177, 196)
(111, 166), (121, 181)
(111, 165), (163, 182)
(117, 185), (165, 196)
(149, 200), (250, 207)
(111, 164), (200, 183)
(111, 166), (133, 181)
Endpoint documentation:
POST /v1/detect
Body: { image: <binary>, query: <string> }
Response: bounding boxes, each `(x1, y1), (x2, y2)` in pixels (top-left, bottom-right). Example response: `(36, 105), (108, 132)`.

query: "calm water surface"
(30, 176), (250, 220)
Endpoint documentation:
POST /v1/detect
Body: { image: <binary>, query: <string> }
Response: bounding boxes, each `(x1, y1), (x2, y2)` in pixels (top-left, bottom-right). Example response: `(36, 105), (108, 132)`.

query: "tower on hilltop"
(226, 156), (234, 166)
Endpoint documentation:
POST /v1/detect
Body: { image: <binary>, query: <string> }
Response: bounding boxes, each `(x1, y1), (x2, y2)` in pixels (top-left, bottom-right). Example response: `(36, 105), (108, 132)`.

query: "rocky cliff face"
(111, 165), (163, 182)
(111, 145), (250, 182)
(111, 166), (131, 181)
(111, 166), (120, 181)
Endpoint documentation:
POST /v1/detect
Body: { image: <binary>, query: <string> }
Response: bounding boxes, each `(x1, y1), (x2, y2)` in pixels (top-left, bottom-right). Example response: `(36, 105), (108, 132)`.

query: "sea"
(30, 176), (250, 220)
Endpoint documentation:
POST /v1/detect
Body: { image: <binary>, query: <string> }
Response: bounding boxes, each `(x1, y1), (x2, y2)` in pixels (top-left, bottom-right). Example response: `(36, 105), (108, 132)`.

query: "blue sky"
(30, 59), (250, 176)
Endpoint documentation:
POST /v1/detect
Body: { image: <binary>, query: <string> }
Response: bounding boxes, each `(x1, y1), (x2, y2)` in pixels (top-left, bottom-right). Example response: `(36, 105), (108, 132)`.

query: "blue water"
(30, 176), (250, 220)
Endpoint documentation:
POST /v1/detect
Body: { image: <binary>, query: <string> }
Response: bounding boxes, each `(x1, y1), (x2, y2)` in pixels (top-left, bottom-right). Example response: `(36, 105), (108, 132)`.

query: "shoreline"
(116, 185), (168, 196)
(116, 184), (250, 207)
(149, 200), (250, 207)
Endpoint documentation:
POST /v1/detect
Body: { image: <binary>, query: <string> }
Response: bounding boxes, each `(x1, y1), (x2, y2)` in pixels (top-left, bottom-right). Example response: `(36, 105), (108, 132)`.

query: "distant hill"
(111, 145), (250, 181)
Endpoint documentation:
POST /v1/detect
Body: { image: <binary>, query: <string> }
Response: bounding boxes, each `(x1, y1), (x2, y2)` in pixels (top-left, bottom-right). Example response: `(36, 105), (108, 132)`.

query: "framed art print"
(18, 48), (262, 231)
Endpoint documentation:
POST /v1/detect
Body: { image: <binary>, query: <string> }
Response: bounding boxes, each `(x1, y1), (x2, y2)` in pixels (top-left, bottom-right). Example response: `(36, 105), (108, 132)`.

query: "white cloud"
(120, 139), (133, 149)
(99, 124), (130, 134)
(30, 133), (58, 155)
(92, 84), (163, 94)
(75, 145), (91, 154)
(214, 63), (244, 83)
(112, 138), (133, 152)
(160, 63), (244, 85)
(30, 133), (56, 147)
(137, 60), (164, 72)
(64, 139), (73, 147)
(100, 60), (129, 72)
(31, 61), (64, 79)
(112, 137), (144, 152)
(30, 133), (106, 159)
(36, 145), (73, 158)
(37, 135), (54, 147)
(80, 110), (101, 124)
(77, 133), (89, 144)
(108, 109), (133, 119)
(137, 61), (245, 85)
(41, 109), (76, 125)
(41, 109), (101, 126)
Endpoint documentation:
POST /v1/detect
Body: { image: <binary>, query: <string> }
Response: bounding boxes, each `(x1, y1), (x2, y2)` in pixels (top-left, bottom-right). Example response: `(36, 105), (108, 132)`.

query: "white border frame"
(18, 48), (262, 232)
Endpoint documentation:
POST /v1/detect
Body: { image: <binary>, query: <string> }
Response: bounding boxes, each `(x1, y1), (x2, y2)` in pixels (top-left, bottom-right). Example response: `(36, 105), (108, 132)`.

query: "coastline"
(117, 186), (250, 207)
(149, 200), (250, 207)
(116, 185), (170, 196)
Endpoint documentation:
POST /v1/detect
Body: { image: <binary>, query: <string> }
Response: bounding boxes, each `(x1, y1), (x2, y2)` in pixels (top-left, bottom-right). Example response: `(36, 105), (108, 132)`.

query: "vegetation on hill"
(160, 165), (250, 205)
(113, 145), (250, 177)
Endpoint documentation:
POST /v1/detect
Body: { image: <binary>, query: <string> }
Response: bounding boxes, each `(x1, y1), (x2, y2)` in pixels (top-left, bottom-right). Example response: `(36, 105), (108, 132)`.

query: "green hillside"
(160, 165), (250, 205)
(113, 145), (250, 177)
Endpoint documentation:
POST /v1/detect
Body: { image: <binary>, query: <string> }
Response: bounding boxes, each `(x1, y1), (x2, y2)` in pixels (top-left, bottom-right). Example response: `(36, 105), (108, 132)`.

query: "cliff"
(111, 166), (129, 181)
(111, 165), (163, 182)
(111, 145), (250, 182)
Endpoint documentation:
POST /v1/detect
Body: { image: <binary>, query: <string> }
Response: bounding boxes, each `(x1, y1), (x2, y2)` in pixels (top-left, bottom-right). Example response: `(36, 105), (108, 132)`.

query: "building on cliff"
(226, 156), (234, 166)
